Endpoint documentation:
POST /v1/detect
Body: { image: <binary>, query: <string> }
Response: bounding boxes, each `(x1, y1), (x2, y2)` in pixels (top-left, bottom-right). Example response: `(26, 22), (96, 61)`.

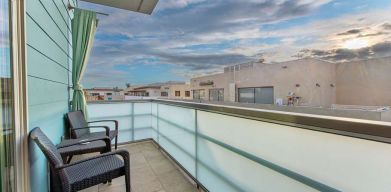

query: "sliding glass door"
(0, 0), (16, 191)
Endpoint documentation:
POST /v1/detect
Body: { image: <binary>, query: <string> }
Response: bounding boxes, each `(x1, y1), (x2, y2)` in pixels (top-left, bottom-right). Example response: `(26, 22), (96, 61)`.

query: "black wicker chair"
(30, 127), (130, 192)
(57, 136), (112, 163)
(66, 110), (119, 149)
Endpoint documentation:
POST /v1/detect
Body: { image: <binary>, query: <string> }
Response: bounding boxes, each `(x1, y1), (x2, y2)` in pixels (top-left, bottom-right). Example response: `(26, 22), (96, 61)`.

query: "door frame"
(10, 0), (29, 191)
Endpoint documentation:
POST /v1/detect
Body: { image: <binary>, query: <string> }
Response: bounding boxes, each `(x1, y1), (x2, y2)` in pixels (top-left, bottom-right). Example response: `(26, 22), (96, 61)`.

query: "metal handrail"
(88, 99), (391, 144)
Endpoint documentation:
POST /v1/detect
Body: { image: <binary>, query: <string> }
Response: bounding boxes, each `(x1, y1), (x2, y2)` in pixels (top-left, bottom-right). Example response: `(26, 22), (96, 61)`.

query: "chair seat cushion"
(80, 130), (118, 140)
(65, 155), (124, 185)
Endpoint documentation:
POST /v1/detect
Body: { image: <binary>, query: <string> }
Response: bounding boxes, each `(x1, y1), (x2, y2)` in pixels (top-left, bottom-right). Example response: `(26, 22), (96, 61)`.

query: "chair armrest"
(88, 120), (118, 131)
(57, 136), (111, 149)
(73, 126), (110, 136)
(56, 150), (129, 169)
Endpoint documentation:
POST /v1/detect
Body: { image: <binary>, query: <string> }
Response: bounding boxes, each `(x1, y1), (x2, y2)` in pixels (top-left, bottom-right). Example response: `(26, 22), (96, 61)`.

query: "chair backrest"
(29, 127), (64, 168)
(66, 110), (89, 138)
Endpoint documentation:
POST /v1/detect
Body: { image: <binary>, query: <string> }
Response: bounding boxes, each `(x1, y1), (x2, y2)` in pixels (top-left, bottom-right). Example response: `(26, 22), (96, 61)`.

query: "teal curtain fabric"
(71, 9), (97, 118)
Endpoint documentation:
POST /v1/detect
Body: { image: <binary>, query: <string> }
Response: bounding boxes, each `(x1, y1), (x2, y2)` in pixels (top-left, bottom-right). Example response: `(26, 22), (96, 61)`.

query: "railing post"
(157, 104), (160, 143)
(131, 102), (135, 141)
(195, 109), (198, 180)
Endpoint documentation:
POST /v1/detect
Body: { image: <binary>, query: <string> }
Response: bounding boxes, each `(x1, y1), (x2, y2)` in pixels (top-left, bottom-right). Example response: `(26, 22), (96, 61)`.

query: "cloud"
(80, 0), (391, 87)
(382, 23), (391, 30)
(358, 32), (388, 38)
(155, 52), (252, 70)
(337, 29), (362, 36)
(303, 41), (391, 62)
(157, 0), (206, 10)
(81, 0), (333, 85)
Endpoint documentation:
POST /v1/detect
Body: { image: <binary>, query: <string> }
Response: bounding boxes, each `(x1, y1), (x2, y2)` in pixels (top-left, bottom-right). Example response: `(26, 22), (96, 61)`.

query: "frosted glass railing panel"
(197, 136), (316, 192)
(133, 103), (154, 140)
(87, 101), (391, 191)
(197, 110), (391, 192)
(88, 103), (133, 118)
(151, 103), (158, 141)
(88, 103), (133, 143)
(134, 115), (154, 141)
(134, 102), (152, 115)
(156, 104), (196, 176)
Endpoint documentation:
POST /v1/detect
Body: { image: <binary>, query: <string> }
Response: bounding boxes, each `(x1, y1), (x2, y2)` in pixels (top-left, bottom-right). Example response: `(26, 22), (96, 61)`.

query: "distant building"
(160, 84), (192, 100)
(123, 83), (192, 100)
(124, 86), (162, 98)
(84, 87), (124, 101)
(191, 57), (391, 108)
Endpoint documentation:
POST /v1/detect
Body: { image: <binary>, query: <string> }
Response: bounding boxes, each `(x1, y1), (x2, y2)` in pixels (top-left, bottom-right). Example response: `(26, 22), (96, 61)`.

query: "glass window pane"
(209, 89), (224, 101)
(209, 89), (218, 101)
(193, 90), (200, 99)
(239, 88), (254, 103)
(218, 89), (224, 101)
(1, 0), (15, 191)
(255, 87), (274, 104)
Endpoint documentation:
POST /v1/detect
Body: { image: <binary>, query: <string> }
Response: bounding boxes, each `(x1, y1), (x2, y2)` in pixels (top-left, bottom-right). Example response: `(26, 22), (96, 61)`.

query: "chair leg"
(115, 136), (118, 150)
(125, 171), (131, 192)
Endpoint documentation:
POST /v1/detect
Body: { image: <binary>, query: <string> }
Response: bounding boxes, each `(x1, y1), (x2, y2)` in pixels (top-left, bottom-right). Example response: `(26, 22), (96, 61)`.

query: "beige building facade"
(336, 57), (391, 106)
(122, 83), (192, 100)
(161, 84), (193, 100)
(84, 87), (124, 101)
(191, 57), (391, 108)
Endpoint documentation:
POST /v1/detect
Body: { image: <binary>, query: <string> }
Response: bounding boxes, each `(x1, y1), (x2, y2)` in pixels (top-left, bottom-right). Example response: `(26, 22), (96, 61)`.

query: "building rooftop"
(85, 87), (124, 91)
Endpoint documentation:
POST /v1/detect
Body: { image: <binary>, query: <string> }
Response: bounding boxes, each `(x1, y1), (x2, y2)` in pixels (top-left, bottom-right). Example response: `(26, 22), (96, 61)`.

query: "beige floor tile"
(77, 141), (197, 192)
(138, 142), (158, 151)
(148, 156), (177, 175)
(132, 178), (162, 192)
(99, 184), (127, 192)
(99, 176), (126, 191)
(122, 144), (142, 154)
(131, 166), (157, 181)
(79, 185), (99, 192)
(157, 170), (198, 192)
(129, 152), (148, 169)
(142, 148), (162, 161)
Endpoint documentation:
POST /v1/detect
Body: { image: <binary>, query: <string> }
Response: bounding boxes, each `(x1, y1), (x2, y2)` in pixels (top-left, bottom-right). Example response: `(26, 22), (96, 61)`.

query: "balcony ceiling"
(81, 0), (159, 15)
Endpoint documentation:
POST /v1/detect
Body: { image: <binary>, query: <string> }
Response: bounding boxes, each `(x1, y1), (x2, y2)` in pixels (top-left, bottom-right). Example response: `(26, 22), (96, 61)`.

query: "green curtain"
(71, 9), (97, 118)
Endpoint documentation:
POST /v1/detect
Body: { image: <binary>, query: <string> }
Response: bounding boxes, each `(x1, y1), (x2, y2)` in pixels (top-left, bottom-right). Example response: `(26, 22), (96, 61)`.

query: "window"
(91, 93), (99, 96)
(185, 91), (190, 97)
(209, 89), (224, 101)
(255, 87), (273, 104)
(239, 87), (274, 104)
(238, 88), (255, 103)
(1, 1), (16, 191)
(193, 89), (206, 100)
(175, 91), (180, 97)
(161, 92), (168, 97)
(106, 93), (113, 96)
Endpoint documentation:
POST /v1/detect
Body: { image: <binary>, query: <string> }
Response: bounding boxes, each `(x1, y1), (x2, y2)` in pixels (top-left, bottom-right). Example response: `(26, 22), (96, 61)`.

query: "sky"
(0, 0), (11, 78)
(80, 0), (391, 88)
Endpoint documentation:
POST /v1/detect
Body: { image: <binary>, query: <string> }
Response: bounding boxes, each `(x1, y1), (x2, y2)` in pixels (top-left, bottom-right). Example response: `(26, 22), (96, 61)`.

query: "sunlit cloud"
(80, 0), (391, 87)
(341, 38), (369, 49)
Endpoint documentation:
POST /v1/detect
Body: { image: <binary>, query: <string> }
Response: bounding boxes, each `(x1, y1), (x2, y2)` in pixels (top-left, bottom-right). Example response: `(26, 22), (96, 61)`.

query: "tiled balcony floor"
(77, 141), (199, 192)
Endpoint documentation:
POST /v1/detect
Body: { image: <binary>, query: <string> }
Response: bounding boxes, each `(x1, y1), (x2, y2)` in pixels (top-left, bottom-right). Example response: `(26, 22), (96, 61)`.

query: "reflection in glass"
(209, 89), (224, 101)
(0, 0), (15, 191)
(238, 88), (254, 103)
(255, 87), (274, 104)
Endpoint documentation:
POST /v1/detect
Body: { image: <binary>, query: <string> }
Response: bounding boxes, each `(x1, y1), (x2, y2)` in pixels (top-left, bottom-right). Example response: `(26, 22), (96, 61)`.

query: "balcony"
(81, 99), (391, 192)
(3, 0), (391, 191)
(78, 141), (198, 192)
